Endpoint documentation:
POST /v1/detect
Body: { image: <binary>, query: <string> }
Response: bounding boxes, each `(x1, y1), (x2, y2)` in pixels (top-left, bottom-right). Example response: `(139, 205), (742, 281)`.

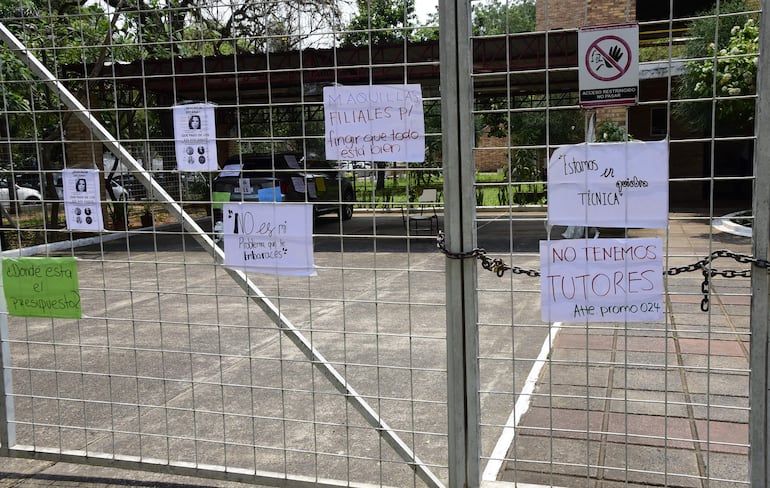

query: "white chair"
(402, 188), (439, 235)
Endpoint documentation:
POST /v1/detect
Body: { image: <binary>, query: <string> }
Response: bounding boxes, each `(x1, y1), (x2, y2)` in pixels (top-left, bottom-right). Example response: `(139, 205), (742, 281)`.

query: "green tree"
(101, 0), (343, 57)
(673, 0), (757, 135)
(470, 1), (581, 187)
(340, 0), (417, 47)
(1, 2), (113, 183)
(472, 0), (536, 36)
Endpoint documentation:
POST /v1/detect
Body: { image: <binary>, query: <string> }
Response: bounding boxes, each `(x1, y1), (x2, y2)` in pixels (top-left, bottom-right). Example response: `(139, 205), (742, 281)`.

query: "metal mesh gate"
(464, 1), (766, 487)
(0, 1), (768, 488)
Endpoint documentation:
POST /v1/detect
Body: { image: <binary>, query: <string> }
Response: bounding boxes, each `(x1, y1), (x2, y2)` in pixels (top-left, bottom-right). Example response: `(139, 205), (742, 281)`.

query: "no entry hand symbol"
(586, 35), (632, 82)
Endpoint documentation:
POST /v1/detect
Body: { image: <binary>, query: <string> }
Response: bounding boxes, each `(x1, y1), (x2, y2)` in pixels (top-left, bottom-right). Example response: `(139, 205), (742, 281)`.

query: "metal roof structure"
(67, 31), (581, 104)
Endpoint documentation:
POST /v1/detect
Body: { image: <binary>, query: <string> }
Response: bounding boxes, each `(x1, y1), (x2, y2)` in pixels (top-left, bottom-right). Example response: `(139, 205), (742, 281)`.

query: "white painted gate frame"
(750, 2), (770, 485)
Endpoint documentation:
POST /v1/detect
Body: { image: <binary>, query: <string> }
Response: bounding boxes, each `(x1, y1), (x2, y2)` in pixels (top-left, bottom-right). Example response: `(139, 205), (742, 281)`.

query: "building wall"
(536, 0), (636, 30)
(476, 129), (509, 173)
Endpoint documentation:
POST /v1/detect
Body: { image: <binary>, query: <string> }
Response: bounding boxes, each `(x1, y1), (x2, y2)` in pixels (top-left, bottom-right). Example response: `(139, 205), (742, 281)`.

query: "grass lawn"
(346, 172), (546, 207)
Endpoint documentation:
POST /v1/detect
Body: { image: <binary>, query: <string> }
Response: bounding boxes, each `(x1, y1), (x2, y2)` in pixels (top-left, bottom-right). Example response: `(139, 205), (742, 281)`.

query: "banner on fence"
(540, 238), (664, 323)
(173, 103), (218, 171)
(2, 257), (82, 319)
(547, 140), (669, 228)
(62, 168), (105, 231)
(222, 202), (316, 276)
(578, 23), (639, 107)
(323, 84), (425, 162)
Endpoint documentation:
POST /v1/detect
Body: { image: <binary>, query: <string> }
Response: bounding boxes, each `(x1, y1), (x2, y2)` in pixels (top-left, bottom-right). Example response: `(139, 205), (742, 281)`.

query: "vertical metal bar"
(750, 2), (770, 485)
(0, 301), (14, 455)
(439, 1), (480, 487)
(0, 237), (14, 453)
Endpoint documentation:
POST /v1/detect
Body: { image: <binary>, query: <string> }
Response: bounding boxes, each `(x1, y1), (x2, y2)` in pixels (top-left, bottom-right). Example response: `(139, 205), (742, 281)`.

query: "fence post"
(0, 254), (14, 454)
(439, 1), (481, 487)
(750, 4), (770, 486)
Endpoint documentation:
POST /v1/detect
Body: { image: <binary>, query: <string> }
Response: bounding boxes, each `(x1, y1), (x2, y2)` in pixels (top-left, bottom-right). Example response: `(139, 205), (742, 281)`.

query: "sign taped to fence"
(173, 103), (218, 172)
(579, 23), (639, 107)
(62, 168), (104, 231)
(540, 238), (663, 323)
(222, 202), (316, 276)
(323, 84), (425, 162)
(2, 257), (82, 318)
(547, 140), (669, 228)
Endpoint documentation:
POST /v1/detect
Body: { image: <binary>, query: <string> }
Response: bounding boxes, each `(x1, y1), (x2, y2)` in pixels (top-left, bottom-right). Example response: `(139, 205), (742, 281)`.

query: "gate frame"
(0, 2), (768, 487)
(439, 2), (482, 487)
(750, 2), (770, 486)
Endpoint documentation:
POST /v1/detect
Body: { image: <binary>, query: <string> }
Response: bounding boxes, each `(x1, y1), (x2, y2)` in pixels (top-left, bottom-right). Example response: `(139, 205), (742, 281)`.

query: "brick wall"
(536, 0), (636, 30)
(595, 106), (628, 130)
(64, 117), (103, 170)
(475, 130), (509, 172)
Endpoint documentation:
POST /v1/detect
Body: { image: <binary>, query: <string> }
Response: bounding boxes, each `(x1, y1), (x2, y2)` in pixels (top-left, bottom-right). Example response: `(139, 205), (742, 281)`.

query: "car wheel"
(24, 196), (41, 205)
(339, 189), (355, 221)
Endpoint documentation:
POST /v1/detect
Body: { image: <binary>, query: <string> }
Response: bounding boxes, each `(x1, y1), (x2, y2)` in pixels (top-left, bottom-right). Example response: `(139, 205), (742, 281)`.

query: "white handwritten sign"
(540, 238), (663, 323)
(547, 140), (668, 228)
(324, 84), (425, 162)
(173, 103), (218, 172)
(222, 203), (316, 276)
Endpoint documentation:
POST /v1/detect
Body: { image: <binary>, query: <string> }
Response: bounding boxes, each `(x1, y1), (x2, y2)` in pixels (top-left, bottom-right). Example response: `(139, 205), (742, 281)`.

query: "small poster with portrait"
(62, 168), (104, 231)
(173, 103), (218, 172)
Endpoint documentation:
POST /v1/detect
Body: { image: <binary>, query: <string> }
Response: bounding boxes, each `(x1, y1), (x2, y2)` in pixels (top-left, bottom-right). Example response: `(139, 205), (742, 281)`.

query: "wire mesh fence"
(0, 1), (767, 487)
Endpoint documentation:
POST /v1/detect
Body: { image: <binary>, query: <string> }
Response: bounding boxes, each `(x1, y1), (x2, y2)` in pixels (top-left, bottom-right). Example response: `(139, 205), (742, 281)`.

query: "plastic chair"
(402, 188), (438, 235)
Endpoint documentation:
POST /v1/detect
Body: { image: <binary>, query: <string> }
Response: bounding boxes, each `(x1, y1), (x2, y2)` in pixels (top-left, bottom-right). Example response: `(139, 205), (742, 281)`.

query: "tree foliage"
(98, 0), (343, 58)
(0, 0), (114, 151)
(472, 0), (536, 36)
(594, 121), (631, 142)
(472, 0), (581, 179)
(340, 0), (417, 47)
(673, 0), (758, 134)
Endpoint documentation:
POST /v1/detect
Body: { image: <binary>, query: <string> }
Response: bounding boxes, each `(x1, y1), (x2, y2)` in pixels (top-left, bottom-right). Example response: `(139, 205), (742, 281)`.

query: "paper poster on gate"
(547, 140), (668, 228)
(173, 103), (218, 172)
(323, 84), (425, 162)
(222, 202), (316, 276)
(62, 168), (104, 231)
(3, 257), (82, 318)
(540, 238), (663, 323)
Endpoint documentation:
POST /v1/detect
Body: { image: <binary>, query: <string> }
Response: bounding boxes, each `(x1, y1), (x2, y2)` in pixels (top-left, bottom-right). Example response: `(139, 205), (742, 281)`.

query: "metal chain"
(436, 231), (540, 278)
(436, 231), (770, 312)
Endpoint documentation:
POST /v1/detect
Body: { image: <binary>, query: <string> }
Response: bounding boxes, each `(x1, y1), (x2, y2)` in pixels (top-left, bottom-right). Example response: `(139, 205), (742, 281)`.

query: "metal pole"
(750, 2), (770, 485)
(440, 1), (480, 487)
(0, 240), (15, 454)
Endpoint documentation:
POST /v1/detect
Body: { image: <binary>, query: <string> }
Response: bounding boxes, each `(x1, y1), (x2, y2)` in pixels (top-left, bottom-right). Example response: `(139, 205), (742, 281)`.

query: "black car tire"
(339, 189), (354, 221)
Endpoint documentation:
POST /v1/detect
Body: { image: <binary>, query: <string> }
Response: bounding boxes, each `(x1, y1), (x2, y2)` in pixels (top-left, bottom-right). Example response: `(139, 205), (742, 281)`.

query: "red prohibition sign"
(585, 35), (632, 82)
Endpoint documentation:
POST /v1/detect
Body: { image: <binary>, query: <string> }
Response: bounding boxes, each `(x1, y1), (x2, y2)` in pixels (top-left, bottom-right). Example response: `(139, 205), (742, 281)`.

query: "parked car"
(14, 173), (42, 191)
(0, 179), (42, 204)
(212, 153), (356, 236)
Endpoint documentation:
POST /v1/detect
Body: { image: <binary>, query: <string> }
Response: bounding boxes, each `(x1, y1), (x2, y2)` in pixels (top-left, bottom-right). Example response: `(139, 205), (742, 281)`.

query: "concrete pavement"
(0, 210), (756, 487)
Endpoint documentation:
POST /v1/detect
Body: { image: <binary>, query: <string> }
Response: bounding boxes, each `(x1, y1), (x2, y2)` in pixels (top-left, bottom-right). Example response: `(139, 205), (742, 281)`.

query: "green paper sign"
(2, 257), (82, 318)
(212, 191), (231, 210)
